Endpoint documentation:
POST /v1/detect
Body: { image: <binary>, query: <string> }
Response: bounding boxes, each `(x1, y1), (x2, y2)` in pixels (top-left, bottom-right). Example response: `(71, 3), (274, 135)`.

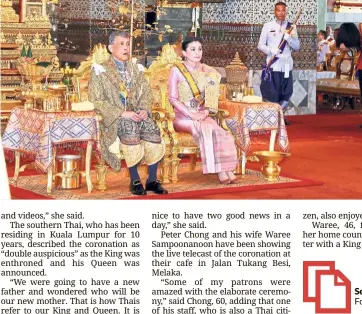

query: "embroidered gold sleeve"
(88, 69), (123, 128)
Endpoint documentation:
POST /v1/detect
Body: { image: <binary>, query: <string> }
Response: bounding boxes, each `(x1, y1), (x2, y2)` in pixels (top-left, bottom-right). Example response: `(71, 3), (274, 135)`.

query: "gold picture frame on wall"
(27, 3), (42, 17)
(21, 0), (47, 21)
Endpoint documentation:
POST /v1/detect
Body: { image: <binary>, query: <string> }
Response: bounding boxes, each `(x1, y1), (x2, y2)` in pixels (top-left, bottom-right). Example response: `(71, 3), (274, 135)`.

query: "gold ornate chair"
(145, 45), (198, 183)
(325, 52), (343, 72)
(145, 44), (230, 183)
(72, 43), (230, 184)
(72, 43), (110, 102)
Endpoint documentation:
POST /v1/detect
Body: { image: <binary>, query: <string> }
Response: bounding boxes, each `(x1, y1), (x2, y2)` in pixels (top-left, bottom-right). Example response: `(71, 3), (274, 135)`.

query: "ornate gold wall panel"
(202, 0), (317, 25)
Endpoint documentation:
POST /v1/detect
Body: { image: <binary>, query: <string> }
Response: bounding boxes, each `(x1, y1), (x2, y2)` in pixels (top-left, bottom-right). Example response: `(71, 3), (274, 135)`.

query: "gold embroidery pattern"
(119, 143), (144, 168)
(120, 140), (165, 168)
(144, 141), (166, 166)
(88, 60), (154, 170)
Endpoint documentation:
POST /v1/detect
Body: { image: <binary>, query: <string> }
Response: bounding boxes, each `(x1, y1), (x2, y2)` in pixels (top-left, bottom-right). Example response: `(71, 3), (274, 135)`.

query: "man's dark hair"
(336, 23), (361, 49)
(109, 31), (130, 45)
(182, 36), (202, 51)
(318, 30), (327, 39)
(275, 1), (287, 8)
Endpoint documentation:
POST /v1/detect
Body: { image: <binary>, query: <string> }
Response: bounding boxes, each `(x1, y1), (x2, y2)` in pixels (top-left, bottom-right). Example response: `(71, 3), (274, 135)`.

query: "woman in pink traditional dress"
(168, 37), (239, 184)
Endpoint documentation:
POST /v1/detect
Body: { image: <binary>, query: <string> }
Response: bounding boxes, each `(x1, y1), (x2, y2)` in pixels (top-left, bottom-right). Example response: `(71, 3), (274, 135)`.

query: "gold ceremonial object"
(225, 52), (248, 100)
(54, 155), (82, 189)
(17, 62), (52, 84)
(234, 147), (243, 175)
(226, 52), (248, 84)
(93, 115), (108, 192)
(0, 0), (58, 99)
(47, 83), (67, 92)
(69, 92), (79, 105)
(94, 159), (109, 192)
(1, 0), (19, 23)
(253, 151), (291, 182)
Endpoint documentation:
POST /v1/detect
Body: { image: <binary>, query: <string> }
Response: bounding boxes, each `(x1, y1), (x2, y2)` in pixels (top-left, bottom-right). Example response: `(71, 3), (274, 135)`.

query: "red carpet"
(283, 110), (362, 141)
(5, 110), (362, 199)
(201, 110), (362, 199)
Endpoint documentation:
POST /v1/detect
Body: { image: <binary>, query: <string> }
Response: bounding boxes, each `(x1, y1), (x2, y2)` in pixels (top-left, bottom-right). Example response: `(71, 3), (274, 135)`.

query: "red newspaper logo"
(303, 261), (351, 314)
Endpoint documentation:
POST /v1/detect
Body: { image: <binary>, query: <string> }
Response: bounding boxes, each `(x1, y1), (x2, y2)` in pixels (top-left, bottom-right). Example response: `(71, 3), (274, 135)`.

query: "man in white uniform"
(258, 1), (300, 125)
(317, 30), (330, 67)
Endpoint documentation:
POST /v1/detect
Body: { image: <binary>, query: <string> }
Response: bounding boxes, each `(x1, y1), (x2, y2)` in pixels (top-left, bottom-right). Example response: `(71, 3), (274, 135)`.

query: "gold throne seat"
(178, 133), (198, 148)
(72, 43), (110, 101)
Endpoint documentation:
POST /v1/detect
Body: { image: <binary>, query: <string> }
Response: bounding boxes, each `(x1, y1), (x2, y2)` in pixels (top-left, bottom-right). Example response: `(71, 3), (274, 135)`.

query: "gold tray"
(47, 84), (67, 91)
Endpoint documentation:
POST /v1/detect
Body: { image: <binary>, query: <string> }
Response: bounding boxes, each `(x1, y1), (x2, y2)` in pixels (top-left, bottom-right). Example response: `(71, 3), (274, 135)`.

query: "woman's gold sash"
(175, 63), (204, 105)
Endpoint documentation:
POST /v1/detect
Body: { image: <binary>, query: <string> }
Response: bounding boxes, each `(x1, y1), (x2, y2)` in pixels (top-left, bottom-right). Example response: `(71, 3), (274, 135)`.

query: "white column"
(42, 0), (47, 17)
(20, 0), (26, 22)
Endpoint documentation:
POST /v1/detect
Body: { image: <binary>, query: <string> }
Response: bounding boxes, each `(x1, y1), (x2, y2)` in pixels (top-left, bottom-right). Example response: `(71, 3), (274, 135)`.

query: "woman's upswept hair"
(182, 37), (202, 51)
(336, 23), (361, 49)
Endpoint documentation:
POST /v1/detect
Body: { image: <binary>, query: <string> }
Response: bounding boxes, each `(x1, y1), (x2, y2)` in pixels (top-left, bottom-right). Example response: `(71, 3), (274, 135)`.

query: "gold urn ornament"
(225, 52), (248, 84)
(225, 52), (248, 99)
(54, 155), (82, 189)
(94, 159), (109, 192)
(17, 57), (53, 84)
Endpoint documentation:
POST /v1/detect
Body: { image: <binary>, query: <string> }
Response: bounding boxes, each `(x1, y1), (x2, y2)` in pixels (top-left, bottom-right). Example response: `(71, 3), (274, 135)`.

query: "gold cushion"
(178, 132), (198, 147)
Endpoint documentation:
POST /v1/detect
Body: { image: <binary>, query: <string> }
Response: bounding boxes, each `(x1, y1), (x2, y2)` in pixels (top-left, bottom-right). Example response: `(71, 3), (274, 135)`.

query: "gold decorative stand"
(54, 155), (82, 189)
(46, 142), (93, 194)
(94, 158), (108, 192)
(93, 114), (109, 191)
(234, 147), (243, 175)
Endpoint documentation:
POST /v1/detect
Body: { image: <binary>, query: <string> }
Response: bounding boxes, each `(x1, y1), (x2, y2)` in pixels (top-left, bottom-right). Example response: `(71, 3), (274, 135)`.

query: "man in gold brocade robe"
(88, 31), (168, 195)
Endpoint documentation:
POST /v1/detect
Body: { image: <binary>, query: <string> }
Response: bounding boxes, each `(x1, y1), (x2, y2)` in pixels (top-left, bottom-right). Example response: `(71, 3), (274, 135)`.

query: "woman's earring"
(184, 57), (187, 61)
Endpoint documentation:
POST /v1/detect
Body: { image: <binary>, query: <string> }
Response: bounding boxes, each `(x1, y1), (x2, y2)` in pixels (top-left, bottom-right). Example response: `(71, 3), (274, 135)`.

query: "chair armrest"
(152, 107), (179, 149)
(217, 108), (229, 119)
(152, 107), (166, 121)
(95, 113), (103, 123)
(216, 109), (231, 133)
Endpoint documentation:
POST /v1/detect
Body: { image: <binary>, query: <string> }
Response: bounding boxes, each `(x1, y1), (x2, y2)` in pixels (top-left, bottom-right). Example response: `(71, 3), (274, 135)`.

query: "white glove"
(270, 47), (280, 56)
(289, 25), (297, 37)
(284, 33), (291, 41)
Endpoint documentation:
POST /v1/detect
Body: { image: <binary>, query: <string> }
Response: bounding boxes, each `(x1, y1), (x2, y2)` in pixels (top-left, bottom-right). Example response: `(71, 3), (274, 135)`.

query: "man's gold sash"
(175, 63), (204, 105)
